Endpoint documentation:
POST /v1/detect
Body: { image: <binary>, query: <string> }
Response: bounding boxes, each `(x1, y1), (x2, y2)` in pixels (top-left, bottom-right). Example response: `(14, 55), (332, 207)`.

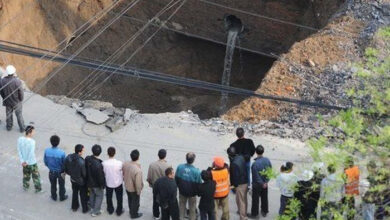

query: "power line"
(82, 0), (188, 100)
(0, 0), (121, 95)
(0, 0), (141, 116)
(40, 0), (184, 128)
(0, 42), (347, 111)
(198, 0), (319, 31)
(119, 13), (279, 59)
(71, 0), (183, 100)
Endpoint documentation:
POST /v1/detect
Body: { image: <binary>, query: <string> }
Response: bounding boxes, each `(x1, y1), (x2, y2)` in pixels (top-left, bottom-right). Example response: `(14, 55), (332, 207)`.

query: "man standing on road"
(209, 156), (230, 220)
(44, 135), (67, 201)
(0, 65), (25, 132)
(85, 144), (105, 217)
(230, 128), (255, 187)
(123, 149), (144, 219)
(175, 152), (202, 220)
(250, 145), (272, 218)
(228, 146), (248, 220)
(64, 144), (89, 213)
(147, 149), (172, 220)
(102, 146), (124, 216)
(154, 167), (180, 220)
(17, 125), (42, 193)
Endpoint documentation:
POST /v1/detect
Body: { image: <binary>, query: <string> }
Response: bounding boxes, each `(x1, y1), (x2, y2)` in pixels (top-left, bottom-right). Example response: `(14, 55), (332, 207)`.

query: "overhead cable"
(0, 0), (121, 92)
(0, 42), (348, 111)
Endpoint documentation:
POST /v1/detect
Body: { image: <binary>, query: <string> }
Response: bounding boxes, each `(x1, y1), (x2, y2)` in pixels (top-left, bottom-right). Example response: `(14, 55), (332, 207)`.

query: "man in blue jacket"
(44, 135), (67, 201)
(175, 152), (202, 220)
(250, 145), (272, 218)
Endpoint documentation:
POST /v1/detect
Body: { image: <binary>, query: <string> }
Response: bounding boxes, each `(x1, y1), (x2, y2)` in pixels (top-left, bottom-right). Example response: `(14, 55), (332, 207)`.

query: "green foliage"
(378, 26), (390, 38)
(297, 27), (390, 220)
(259, 167), (278, 180)
(278, 198), (301, 220)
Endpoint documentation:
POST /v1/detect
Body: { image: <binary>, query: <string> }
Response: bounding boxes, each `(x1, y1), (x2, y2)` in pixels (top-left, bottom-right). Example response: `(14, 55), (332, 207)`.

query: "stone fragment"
(114, 108), (125, 116)
(105, 116), (125, 132)
(308, 59), (316, 67)
(83, 100), (113, 110)
(71, 102), (83, 111)
(123, 109), (138, 123)
(79, 108), (109, 125)
(171, 22), (183, 30)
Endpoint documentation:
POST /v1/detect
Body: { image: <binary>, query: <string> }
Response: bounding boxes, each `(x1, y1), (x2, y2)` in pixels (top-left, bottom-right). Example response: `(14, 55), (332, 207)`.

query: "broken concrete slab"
(83, 100), (113, 110)
(78, 108), (109, 125)
(105, 116), (125, 132)
(123, 108), (138, 123)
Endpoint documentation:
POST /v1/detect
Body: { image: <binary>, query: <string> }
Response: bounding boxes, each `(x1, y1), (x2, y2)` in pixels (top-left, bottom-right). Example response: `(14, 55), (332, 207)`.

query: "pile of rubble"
(47, 95), (138, 132)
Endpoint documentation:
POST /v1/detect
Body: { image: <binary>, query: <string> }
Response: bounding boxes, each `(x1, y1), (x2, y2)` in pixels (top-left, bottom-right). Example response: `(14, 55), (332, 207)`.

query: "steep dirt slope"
(224, 0), (389, 122)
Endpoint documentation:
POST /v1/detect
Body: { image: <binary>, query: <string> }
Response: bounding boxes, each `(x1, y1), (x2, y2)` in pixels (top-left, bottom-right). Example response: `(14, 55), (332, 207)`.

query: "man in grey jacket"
(250, 145), (272, 218)
(0, 65), (25, 132)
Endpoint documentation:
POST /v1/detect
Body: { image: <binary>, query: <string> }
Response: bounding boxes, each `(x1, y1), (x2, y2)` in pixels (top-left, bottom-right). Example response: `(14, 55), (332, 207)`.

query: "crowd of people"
(16, 124), (390, 220)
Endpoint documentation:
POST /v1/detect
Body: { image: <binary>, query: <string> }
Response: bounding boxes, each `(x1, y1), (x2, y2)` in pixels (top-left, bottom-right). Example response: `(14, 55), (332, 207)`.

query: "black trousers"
(71, 181), (88, 212)
(49, 171), (66, 200)
(342, 196), (355, 220)
(251, 183), (269, 216)
(320, 202), (339, 220)
(106, 184), (123, 215)
(279, 195), (292, 215)
(200, 209), (215, 220)
(127, 191), (140, 217)
(161, 200), (179, 220)
(153, 191), (160, 218)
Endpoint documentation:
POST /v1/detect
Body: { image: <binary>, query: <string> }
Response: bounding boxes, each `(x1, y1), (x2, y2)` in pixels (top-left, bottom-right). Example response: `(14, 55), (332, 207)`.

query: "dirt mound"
(223, 0), (387, 123)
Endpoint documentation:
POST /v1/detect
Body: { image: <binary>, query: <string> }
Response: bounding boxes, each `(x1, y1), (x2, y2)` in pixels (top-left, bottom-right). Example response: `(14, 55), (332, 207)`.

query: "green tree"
(277, 27), (390, 220)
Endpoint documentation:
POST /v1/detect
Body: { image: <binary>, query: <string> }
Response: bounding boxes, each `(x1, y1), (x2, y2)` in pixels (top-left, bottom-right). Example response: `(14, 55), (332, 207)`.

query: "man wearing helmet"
(0, 65), (25, 132)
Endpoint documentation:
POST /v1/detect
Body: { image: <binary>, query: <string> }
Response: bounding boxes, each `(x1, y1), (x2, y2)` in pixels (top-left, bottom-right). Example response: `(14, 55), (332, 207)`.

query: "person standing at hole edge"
(208, 156), (230, 220)
(228, 146), (249, 220)
(0, 65), (25, 132)
(147, 149), (172, 220)
(320, 164), (344, 219)
(154, 167), (180, 220)
(276, 162), (298, 216)
(44, 135), (67, 201)
(196, 170), (216, 220)
(343, 156), (360, 220)
(103, 146), (124, 216)
(250, 145), (272, 218)
(230, 128), (255, 188)
(175, 152), (202, 220)
(85, 144), (106, 217)
(17, 125), (42, 193)
(64, 144), (89, 213)
(123, 149), (144, 219)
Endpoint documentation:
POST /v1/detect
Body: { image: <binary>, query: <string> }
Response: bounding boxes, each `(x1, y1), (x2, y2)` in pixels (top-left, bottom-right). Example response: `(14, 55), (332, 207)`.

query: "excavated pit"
(0, 0), (345, 119)
(44, 31), (275, 119)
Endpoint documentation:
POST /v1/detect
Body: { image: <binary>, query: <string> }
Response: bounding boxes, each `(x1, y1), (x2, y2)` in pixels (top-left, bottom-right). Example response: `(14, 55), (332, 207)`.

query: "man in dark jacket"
(250, 145), (272, 218)
(0, 65), (25, 132)
(44, 135), (67, 201)
(230, 128), (255, 186)
(228, 146), (248, 220)
(64, 144), (88, 213)
(85, 144), (105, 217)
(175, 152), (201, 220)
(197, 170), (216, 220)
(154, 167), (180, 220)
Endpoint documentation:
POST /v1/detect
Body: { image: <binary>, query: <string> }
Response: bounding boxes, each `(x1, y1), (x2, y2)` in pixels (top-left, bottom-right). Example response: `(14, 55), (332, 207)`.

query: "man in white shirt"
(102, 147), (124, 216)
